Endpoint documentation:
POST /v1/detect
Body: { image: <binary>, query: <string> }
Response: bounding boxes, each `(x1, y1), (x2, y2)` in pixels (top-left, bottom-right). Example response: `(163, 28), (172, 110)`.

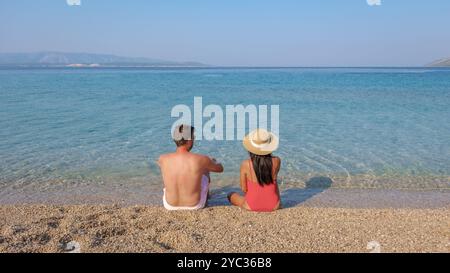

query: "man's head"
(172, 124), (195, 151)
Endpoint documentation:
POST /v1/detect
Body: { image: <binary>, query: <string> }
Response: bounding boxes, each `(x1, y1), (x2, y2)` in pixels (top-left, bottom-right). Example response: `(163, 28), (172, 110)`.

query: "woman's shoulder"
(240, 159), (251, 168)
(271, 156), (281, 169)
(272, 155), (281, 163)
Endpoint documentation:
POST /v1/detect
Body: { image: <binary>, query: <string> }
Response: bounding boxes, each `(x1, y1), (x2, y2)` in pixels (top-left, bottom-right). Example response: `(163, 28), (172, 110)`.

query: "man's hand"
(206, 156), (224, 173)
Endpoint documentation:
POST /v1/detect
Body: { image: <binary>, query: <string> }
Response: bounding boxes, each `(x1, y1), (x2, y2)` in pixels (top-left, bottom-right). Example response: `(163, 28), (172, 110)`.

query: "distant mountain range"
(0, 52), (207, 67)
(1, 52), (449, 68)
(427, 58), (450, 67)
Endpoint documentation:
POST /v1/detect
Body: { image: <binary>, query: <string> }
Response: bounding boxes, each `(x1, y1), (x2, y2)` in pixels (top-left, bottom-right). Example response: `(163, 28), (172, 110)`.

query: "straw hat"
(243, 129), (279, 155)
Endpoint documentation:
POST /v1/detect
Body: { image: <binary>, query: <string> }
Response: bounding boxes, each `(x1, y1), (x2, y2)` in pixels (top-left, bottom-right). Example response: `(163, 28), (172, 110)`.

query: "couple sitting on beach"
(158, 124), (281, 212)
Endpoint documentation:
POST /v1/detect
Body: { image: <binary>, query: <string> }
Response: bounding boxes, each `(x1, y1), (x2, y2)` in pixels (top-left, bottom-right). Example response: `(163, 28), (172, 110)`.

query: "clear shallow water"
(0, 67), (450, 206)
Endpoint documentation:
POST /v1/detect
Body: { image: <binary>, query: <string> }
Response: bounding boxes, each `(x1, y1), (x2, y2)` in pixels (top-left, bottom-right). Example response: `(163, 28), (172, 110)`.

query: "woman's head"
(249, 152), (274, 186)
(243, 129), (279, 185)
(242, 128), (279, 156)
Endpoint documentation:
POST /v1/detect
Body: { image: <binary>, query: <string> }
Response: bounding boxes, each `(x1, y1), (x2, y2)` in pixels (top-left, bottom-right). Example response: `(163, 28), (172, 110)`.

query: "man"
(158, 124), (224, 210)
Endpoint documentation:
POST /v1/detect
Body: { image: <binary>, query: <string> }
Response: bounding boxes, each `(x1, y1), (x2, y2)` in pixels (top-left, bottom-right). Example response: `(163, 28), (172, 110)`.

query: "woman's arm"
(274, 156), (281, 196)
(240, 161), (248, 193)
(273, 156), (281, 178)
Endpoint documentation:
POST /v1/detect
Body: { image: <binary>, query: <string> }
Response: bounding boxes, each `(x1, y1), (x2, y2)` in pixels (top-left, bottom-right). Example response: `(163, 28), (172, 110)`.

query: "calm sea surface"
(1, 67), (449, 206)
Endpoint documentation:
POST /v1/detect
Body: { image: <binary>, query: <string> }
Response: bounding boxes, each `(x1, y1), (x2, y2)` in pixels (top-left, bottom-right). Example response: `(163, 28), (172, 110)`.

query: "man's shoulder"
(159, 153), (170, 159)
(189, 153), (210, 161)
(158, 153), (175, 162)
(160, 152), (208, 161)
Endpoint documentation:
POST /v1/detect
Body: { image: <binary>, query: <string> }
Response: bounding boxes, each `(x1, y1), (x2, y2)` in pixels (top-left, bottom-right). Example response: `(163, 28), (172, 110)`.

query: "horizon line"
(0, 51), (448, 68)
(0, 64), (450, 69)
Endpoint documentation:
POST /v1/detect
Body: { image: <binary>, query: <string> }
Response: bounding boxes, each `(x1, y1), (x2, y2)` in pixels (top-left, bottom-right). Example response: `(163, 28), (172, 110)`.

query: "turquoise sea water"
(0, 67), (449, 206)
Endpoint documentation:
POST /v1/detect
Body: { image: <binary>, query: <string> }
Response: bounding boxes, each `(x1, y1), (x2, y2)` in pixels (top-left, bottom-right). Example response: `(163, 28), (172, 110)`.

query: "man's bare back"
(159, 125), (223, 209)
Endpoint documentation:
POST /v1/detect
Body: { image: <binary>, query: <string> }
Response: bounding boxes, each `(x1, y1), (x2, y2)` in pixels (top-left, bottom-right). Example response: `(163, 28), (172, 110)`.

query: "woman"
(228, 128), (281, 212)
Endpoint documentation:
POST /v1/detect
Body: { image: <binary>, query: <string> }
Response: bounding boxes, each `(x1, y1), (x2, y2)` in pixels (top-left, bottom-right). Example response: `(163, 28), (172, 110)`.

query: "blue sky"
(0, 0), (449, 66)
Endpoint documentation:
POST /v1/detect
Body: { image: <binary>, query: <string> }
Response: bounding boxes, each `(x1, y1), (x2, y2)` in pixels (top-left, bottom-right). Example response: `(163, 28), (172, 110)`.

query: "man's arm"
(204, 156), (224, 173)
(157, 155), (165, 188)
(157, 156), (162, 167)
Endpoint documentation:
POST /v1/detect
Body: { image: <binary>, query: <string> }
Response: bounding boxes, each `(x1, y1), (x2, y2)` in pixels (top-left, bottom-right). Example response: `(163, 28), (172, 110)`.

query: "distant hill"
(0, 52), (207, 67)
(427, 58), (450, 67)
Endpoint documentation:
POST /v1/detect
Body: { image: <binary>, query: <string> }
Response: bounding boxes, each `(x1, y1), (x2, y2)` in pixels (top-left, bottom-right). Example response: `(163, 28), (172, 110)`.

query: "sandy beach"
(1, 205), (448, 253)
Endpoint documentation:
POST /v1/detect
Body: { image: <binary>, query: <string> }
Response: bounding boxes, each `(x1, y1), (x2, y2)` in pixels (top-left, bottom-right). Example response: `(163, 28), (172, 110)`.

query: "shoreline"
(0, 205), (448, 253)
(1, 186), (449, 209)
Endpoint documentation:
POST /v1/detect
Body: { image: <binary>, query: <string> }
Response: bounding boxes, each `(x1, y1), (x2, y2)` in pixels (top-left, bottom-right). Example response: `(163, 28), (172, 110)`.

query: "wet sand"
(1, 205), (449, 253)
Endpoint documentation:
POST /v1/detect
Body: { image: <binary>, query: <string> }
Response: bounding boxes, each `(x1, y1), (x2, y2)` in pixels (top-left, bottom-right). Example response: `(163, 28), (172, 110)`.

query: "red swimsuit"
(245, 159), (280, 212)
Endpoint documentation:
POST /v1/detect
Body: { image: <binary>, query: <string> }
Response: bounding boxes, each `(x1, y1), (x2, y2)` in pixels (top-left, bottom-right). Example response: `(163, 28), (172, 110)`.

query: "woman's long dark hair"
(249, 152), (274, 186)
